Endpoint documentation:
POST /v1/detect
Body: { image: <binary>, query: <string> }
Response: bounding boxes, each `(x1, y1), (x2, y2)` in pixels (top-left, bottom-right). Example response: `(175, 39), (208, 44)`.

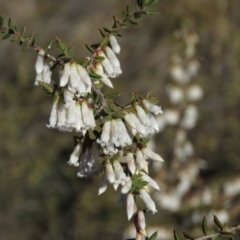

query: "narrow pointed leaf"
(128, 19), (138, 25)
(213, 215), (223, 230)
(8, 18), (15, 31)
(100, 36), (109, 48)
(173, 230), (180, 240)
(0, 15), (4, 26)
(20, 26), (26, 36)
(38, 81), (54, 94)
(202, 217), (208, 235)
(85, 44), (95, 53)
(2, 33), (11, 39)
(148, 231), (158, 240)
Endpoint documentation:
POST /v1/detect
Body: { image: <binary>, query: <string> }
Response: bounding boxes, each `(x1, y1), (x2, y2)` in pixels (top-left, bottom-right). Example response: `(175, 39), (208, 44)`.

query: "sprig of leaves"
(174, 216), (240, 240)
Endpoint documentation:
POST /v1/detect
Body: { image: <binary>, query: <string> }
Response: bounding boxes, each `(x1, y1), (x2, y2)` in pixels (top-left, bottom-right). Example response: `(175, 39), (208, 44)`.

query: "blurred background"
(0, 0), (240, 239)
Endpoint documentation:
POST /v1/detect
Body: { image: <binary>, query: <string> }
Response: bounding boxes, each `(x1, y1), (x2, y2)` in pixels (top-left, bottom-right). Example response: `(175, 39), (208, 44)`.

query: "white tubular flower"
(68, 143), (82, 167)
(140, 171), (160, 190)
(113, 160), (126, 184)
(98, 173), (108, 195)
(121, 179), (132, 194)
(166, 86), (184, 104)
(106, 162), (115, 184)
(98, 121), (111, 147)
(187, 85), (203, 101)
(110, 119), (120, 146)
(57, 101), (67, 130)
(116, 119), (132, 146)
(46, 98), (58, 128)
(81, 101), (96, 130)
(136, 148), (145, 170)
(76, 64), (92, 88)
(42, 60), (52, 84)
(94, 63), (113, 88)
(137, 210), (146, 235)
(105, 46), (122, 76)
(126, 192), (135, 220)
(74, 102), (83, 132)
(35, 49), (45, 74)
(142, 99), (163, 115)
(124, 113), (146, 137)
(142, 147), (164, 162)
(98, 50), (115, 78)
(147, 113), (160, 134)
(66, 101), (76, 128)
(109, 35), (121, 54)
(164, 109), (180, 126)
(63, 89), (74, 107)
(69, 63), (81, 89)
(135, 105), (148, 125)
(139, 189), (157, 214)
(60, 63), (71, 87)
(181, 105), (198, 129)
(126, 153), (136, 175)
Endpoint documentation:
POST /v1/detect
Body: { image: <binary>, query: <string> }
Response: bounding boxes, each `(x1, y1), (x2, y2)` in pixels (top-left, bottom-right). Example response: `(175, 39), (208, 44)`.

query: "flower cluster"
(34, 49), (52, 85)
(47, 98), (95, 133)
(33, 22), (163, 231)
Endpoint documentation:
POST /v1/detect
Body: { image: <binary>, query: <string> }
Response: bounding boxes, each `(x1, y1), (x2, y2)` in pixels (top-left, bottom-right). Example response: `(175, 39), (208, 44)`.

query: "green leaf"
(142, 138), (150, 144)
(146, 11), (160, 15)
(202, 217), (208, 235)
(10, 36), (18, 42)
(99, 28), (106, 37)
(144, 0), (159, 6)
(8, 18), (15, 31)
(29, 33), (34, 43)
(182, 232), (194, 240)
(85, 44), (95, 53)
(112, 15), (117, 28)
(38, 81), (54, 94)
(105, 93), (122, 98)
(100, 36), (109, 48)
(22, 44), (30, 51)
(2, 33), (11, 39)
(94, 55), (105, 62)
(19, 36), (26, 45)
(68, 46), (75, 58)
(20, 26), (26, 36)
(31, 36), (38, 46)
(56, 37), (66, 53)
(128, 19), (138, 25)
(120, 23), (129, 29)
(89, 72), (102, 80)
(103, 27), (111, 33)
(148, 231), (158, 240)
(213, 215), (223, 230)
(44, 40), (53, 50)
(173, 230), (180, 240)
(0, 15), (4, 26)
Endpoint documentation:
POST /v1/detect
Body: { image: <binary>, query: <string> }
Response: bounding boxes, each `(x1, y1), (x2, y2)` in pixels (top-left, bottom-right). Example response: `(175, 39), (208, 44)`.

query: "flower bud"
(68, 143), (82, 167)
(60, 63), (71, 87)
(109, 35), (121, 54)
(126, 192), (135, 220)
(137, 210), (146, 233)
(98, 50), (115, 77)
